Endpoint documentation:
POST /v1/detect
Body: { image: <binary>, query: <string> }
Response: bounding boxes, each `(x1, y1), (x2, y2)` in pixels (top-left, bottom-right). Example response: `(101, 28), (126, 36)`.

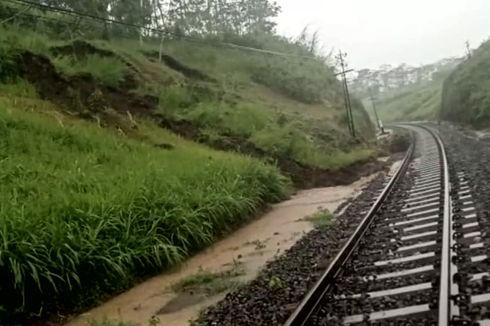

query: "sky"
(275, 0), (490, 69)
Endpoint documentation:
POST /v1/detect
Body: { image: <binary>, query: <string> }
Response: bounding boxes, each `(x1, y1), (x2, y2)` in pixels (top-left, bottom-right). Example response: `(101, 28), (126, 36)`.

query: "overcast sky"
(276, 0), (490, 69)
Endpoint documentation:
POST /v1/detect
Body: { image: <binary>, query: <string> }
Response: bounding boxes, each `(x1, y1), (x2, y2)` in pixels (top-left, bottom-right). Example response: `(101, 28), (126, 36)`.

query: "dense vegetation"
(0, 0), (376, 323)
(0, 97), (288, 323)
(442, 40), (490, 128)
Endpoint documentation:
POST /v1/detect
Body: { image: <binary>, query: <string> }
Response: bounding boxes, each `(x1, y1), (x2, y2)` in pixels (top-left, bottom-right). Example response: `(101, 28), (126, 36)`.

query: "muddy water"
(65, 175), (377, 326)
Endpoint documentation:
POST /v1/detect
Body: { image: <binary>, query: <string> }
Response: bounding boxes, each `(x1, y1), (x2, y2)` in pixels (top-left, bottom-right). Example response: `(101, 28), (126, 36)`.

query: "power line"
(3, 0), (318, 60)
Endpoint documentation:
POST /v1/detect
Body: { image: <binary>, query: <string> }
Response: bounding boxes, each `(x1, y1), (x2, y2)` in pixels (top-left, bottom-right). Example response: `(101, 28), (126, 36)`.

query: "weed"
(303, 209), (333, 227)
(171, 268), (244, 297)
(90, 317), (160, 326)
(90, 319), (139, 326)
(268, 276), (282, 290)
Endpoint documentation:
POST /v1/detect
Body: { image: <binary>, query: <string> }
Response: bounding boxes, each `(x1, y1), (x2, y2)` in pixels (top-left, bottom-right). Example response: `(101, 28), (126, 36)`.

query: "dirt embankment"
(16, 51), (156, 116)
(145, 50), (214, 81)
(15, 48), (385, 188)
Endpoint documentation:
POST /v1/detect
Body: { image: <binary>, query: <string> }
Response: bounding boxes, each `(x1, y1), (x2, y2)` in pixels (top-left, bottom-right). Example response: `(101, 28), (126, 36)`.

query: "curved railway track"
(285, 125), (490, 325)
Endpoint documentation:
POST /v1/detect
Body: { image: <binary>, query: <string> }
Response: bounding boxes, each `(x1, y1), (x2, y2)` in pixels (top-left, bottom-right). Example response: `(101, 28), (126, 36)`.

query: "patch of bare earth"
(64, 174), (377, 326)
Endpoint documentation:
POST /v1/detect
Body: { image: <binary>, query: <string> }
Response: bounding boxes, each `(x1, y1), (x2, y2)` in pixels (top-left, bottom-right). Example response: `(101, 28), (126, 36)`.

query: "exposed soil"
(159, 116), (386, 189)
(15, 50), (386, 189)
(64, 175), (378, 326)
(51, 40), (115, 59)
(15, 51), (156, 119)
(50, 40), (140, 89)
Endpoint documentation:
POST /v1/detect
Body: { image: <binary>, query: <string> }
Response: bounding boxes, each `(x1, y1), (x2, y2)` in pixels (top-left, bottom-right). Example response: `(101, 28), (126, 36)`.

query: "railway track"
(285, 125), (490, 325)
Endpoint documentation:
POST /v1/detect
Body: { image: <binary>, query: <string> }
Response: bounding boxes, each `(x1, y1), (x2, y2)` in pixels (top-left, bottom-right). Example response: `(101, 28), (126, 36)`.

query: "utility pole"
(335, 51), (356, 138)
(369, 88), (384, 134)
(139, 0), (144, 46)
(465, 41), (472, 59)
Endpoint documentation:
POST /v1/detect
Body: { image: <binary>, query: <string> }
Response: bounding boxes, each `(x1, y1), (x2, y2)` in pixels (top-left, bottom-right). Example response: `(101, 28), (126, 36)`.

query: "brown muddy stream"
(66, 174), (377, 326)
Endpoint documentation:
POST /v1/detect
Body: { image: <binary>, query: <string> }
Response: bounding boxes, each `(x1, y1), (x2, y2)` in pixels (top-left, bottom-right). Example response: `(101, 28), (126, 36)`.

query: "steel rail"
(285, 124), (454, 325)
(417, 125), (453, 325)
(284, 132), (415, 326)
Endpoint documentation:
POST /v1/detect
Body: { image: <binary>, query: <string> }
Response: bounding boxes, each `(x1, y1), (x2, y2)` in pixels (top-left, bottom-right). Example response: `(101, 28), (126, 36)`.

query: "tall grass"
(0, 78), (38, 98)
(184, 102), (272, 137)
(0, 106), (288, 323)
(0, 25), (54, 56)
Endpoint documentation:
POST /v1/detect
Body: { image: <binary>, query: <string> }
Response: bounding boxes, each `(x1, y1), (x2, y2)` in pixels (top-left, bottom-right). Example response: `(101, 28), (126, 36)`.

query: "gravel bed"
(339, 271), (435, 292)
(309, 129), (445, 325)
(194, 175), (387, 326)
(198, 124), (490, 325)
(438, 123), (490, 321)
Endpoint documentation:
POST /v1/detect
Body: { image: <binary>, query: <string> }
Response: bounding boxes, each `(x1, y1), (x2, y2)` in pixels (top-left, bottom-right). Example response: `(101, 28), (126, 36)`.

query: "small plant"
(90, 318), (139, 326)
(171, 267), (245, 296)
(303, 209), (333, 227)
(268, 275), (282, 290)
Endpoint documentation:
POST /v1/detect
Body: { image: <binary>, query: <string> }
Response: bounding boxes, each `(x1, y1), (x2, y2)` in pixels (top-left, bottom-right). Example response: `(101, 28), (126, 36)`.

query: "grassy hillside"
(0, 26), (375, 176)
(367, 78), (442, 122)
(363, 70), (454, 123)
(442, 40), (490, 128)
(0, 95), (288, 324)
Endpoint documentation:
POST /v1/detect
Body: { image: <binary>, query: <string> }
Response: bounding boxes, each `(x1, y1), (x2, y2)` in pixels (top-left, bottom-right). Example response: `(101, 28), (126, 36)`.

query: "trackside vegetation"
(0, 104), (288, 323)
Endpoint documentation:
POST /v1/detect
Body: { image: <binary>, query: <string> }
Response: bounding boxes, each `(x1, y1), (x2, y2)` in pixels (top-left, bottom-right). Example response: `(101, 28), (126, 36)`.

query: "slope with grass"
(0, 25), (378, 186)
(366, 77), (443, 123)
(356, 60), (459, 123)
(442, 40), (490, 128)
(0, 95), (288, 324)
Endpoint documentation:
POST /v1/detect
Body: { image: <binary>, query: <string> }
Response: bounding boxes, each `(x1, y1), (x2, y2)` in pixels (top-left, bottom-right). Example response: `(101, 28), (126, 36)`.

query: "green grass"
(109, 36), (338, 105)
(90, 317), (161, 326)
(368, 79), (443, 123)
(0, 22), (376, 171)
(0, 103), (289, 323)
(171, 267), (244, 297)
(0, 78), (38, 98)
(53, 54), (129, 87)
(303, 209), (333, 227)
(0, 25), (55, 56)
(90, 319), (139, 326)
(365, 67), (457, 124)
